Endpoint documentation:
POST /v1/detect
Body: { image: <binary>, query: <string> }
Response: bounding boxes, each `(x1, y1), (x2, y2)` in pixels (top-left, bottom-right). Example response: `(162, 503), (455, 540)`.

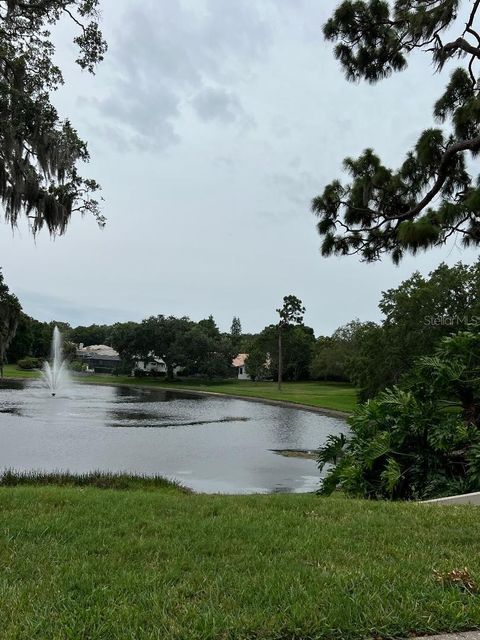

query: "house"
(232, 353), (250, 380)
(134, 356), (167, 375)
(76, 344), (121, 373)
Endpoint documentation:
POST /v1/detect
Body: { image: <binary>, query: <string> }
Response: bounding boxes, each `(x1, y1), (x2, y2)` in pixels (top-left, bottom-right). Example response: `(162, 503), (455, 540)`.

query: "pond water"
(0, 381), (347, 494)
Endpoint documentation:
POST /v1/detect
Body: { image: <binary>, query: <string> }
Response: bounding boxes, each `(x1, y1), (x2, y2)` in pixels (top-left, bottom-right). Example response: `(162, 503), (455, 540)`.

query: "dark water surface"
(0, 381), (347, 494)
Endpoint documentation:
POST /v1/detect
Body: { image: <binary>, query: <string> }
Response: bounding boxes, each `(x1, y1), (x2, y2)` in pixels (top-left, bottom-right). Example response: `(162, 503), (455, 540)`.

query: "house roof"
(232, 353), (248, 367)
(77, 344), (120, 358)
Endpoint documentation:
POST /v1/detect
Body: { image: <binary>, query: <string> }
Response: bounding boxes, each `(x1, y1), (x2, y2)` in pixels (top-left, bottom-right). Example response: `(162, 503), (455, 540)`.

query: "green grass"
(2, 365), (357, 412)
(1, 482), (480, 639)
(2, 363), (41, 379)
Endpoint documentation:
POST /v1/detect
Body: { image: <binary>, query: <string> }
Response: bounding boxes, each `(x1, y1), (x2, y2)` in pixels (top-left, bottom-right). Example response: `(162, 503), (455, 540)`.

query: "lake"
(0, 380), (347, 494)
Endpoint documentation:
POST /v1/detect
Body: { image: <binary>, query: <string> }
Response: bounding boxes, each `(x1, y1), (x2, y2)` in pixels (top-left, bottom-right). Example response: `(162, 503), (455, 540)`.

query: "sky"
(0, 0), (478, 335)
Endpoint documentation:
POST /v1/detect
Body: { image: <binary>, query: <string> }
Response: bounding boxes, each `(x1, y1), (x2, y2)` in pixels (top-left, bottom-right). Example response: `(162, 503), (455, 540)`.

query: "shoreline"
(139, 385), (350, 419)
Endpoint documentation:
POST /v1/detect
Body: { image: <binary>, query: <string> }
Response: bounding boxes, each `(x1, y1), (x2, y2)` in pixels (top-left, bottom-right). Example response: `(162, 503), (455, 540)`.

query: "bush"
(69, 360), (86, 372)
(318, 332), (480, 500)
(17, 357), (41, 370)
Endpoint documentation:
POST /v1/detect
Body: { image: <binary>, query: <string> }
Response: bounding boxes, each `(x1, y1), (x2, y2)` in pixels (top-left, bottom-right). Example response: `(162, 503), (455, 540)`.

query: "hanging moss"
(0, 1), (107, 234)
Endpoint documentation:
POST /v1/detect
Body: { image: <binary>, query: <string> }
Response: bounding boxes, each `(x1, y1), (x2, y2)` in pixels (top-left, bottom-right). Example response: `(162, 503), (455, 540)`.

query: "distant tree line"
(6, 313), (241, 380)
(5, 261), (480, 393)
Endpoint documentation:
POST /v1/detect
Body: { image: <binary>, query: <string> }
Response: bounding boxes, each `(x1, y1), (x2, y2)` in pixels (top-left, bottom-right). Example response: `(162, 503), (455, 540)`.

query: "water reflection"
(0, 380), (347, 494)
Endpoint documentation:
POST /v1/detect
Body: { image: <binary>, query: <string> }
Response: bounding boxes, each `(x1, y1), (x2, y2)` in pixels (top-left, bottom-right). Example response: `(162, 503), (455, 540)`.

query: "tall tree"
(276, 295), (305, 390)
(312, 0), (480, 262)
(230, 316), (242, 355)
(0, 1), (107, 234)
(0, 269), (20, 377)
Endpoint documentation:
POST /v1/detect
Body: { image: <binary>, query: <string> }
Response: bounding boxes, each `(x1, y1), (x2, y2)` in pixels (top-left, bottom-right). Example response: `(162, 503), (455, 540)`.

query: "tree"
(110, 322), (142, 371)
(245, 341), (270, 381)
(0, 1), (107, 234)
(68, 324), (110, 347)
(176, 324), (233, 379)
(6, 311), (33, 362)
(318, 331), (480, 500)
(360, 261), (480, 397)
(197, 315), (219, 339)
(276, 295), (305, 390)
(0, 269), (20, 377)
(249, 320), (314, 384)
(312, 0), (480, 263)
(310, 320), (375, 382)
(230, 316), (242, 355)
(346, 322), (390, 399)
(140, 315), (193, 381)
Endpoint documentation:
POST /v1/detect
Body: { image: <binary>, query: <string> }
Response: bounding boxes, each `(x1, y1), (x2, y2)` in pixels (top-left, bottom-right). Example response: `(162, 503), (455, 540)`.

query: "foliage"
(310, 320), (376, 382)
(0, 268), (20, 375)
(112, 315), (233, 381)
(356, 260), (480, 397)
(230, 315), (242, 354)
(247, 323), (316, 381)
(314, 261), (480, 399)
(16, 356), (40, 370)
(110, 321), (141, 369)
(276, 294), (305, 327)
(276, 295), (306, 388)
(68, 324), (110, 347)
(7, 315), (70, 361)
(313, 0), (480, 262)
(318, 331), (480, 500)
(174, 321), (233, 379)
(245, 340), (270, 381)
(0, 0), (107, 234)
(346, 321), (390, 399)
(68, 359), (86, 372)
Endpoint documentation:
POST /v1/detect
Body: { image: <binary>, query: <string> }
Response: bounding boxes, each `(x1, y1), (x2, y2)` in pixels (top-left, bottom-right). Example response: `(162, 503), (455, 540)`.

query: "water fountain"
(41, 326), (70, 396)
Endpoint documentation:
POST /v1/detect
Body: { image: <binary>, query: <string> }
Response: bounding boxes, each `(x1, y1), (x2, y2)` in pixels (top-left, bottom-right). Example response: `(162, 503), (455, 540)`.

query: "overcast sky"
(0, 0), (477, 335)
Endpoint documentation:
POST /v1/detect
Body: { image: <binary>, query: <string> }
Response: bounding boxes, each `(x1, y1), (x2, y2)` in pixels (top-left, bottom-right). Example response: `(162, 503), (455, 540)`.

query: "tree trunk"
(277, 325), (282, 391)
(166, 362), (174, 382)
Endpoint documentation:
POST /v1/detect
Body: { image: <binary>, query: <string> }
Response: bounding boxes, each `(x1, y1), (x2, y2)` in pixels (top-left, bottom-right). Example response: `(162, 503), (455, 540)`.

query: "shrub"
(17, 357), (41, 370)
(69, 360), (86, 372)
(318, 332), (480, 500)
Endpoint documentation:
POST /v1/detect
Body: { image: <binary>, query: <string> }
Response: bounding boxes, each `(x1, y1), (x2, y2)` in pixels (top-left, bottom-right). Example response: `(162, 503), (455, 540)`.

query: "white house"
(134, 356), (167, 375)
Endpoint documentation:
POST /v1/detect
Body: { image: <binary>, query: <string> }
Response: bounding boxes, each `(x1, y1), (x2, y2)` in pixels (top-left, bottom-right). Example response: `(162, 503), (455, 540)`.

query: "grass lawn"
(2, 363), (42, 379)
(2, 366), (357, 412)
(1, 477), (480, 639)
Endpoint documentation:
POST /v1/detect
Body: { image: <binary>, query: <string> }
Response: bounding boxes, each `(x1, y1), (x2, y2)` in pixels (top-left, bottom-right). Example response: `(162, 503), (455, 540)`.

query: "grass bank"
(1, 365), (357, 412)
(1, 479), (480, 639)
(2, 364), (41, 379)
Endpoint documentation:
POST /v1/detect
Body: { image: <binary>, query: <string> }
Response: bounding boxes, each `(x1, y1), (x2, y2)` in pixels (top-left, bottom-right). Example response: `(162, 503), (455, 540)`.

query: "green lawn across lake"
(1, 478), (480, 640)
(2, 364), (357, 412)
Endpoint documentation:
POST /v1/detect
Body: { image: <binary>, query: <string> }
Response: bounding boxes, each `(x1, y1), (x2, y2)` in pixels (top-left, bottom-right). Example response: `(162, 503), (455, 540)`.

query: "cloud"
(192, 86), (243, 124)
(88, 0), (270, 151)
(269, 169), (319, 207)
(16, 290), (132, 326)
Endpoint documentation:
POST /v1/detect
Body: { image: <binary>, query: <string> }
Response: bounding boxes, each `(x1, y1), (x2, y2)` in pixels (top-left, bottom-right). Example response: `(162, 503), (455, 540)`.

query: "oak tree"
(0, 0), (107, 234)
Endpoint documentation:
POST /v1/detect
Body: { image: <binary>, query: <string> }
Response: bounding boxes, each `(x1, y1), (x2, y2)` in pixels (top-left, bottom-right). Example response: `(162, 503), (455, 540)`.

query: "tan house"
(232, 353), (250, 380)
